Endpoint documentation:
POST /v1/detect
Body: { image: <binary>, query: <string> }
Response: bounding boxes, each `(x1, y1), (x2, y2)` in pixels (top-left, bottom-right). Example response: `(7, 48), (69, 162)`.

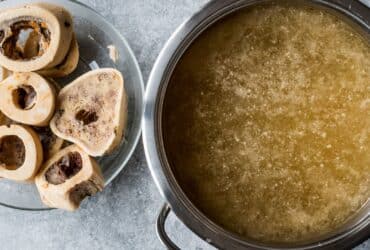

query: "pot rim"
(143, 0), (370, 249)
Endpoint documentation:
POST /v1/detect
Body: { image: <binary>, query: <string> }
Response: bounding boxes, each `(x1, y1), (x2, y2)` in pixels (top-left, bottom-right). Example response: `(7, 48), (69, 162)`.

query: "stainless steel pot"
(143, 0), (370, 249)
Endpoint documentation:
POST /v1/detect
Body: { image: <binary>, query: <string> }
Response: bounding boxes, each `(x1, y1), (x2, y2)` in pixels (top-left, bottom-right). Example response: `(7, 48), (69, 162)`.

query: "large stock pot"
(143, 0), (370, 249)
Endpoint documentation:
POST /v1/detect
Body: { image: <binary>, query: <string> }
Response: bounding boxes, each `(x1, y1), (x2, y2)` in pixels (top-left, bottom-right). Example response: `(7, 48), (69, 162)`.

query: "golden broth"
(163, 4), (370, 243)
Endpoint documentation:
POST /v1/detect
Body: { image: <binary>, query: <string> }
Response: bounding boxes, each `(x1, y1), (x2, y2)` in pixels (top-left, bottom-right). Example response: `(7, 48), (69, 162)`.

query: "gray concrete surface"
(0, 0), (368, 249)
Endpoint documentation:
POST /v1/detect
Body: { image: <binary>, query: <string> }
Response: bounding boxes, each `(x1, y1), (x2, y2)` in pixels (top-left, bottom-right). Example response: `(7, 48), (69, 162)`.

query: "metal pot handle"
(157, 203), (181, 250)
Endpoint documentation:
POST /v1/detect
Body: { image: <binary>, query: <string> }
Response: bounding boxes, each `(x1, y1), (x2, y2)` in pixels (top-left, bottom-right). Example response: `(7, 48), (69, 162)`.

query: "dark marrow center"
(75, 109), (98, 125)
(0, 20), (51, 60)
(0, 135), (25, 170)
(13, 85), (37, 110)
(69, 180), (100, 206)
(45, 152), (83, 185)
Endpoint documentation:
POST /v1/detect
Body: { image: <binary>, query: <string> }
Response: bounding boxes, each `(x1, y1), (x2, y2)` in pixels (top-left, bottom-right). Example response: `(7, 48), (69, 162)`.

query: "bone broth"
(163, 4), (370, 243)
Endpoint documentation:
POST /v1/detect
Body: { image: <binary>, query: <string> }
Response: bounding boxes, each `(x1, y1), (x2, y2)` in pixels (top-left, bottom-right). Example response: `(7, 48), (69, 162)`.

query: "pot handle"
(157, 203), (181, 250)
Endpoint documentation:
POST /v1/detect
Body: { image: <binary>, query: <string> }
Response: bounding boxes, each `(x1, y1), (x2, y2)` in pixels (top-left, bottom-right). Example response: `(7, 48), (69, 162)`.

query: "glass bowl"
(0, 0), (144, 210)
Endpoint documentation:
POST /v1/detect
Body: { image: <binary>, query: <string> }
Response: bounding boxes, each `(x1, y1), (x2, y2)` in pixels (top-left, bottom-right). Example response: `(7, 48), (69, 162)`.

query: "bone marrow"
(35, 145), (104, 211)
(75, 109), (98, 125)
(0, 135), (25, 170)
(0, 107), (63, 159)
(1, 20), (51, 60)
(50, 68), (127, 156)
(0, 72), (56, 126)
(0, 3), (73, 72)
(45, 152), (82, 185)
(69, 180), (101, 207)
(14, 84), (37, 110)
(0, 124), (43, 181)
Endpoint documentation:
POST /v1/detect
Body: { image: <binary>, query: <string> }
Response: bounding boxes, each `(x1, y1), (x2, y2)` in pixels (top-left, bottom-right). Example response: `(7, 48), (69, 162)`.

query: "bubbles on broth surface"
(164, 4), (370, 243)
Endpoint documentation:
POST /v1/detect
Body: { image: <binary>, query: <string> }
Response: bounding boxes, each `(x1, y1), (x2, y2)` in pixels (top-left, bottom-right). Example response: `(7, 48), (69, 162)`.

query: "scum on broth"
(163, 4), (370, 243)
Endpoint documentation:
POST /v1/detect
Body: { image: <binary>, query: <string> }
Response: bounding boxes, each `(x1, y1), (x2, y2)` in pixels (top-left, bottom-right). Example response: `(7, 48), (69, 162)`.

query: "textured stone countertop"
(0, 0), (368, 249)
